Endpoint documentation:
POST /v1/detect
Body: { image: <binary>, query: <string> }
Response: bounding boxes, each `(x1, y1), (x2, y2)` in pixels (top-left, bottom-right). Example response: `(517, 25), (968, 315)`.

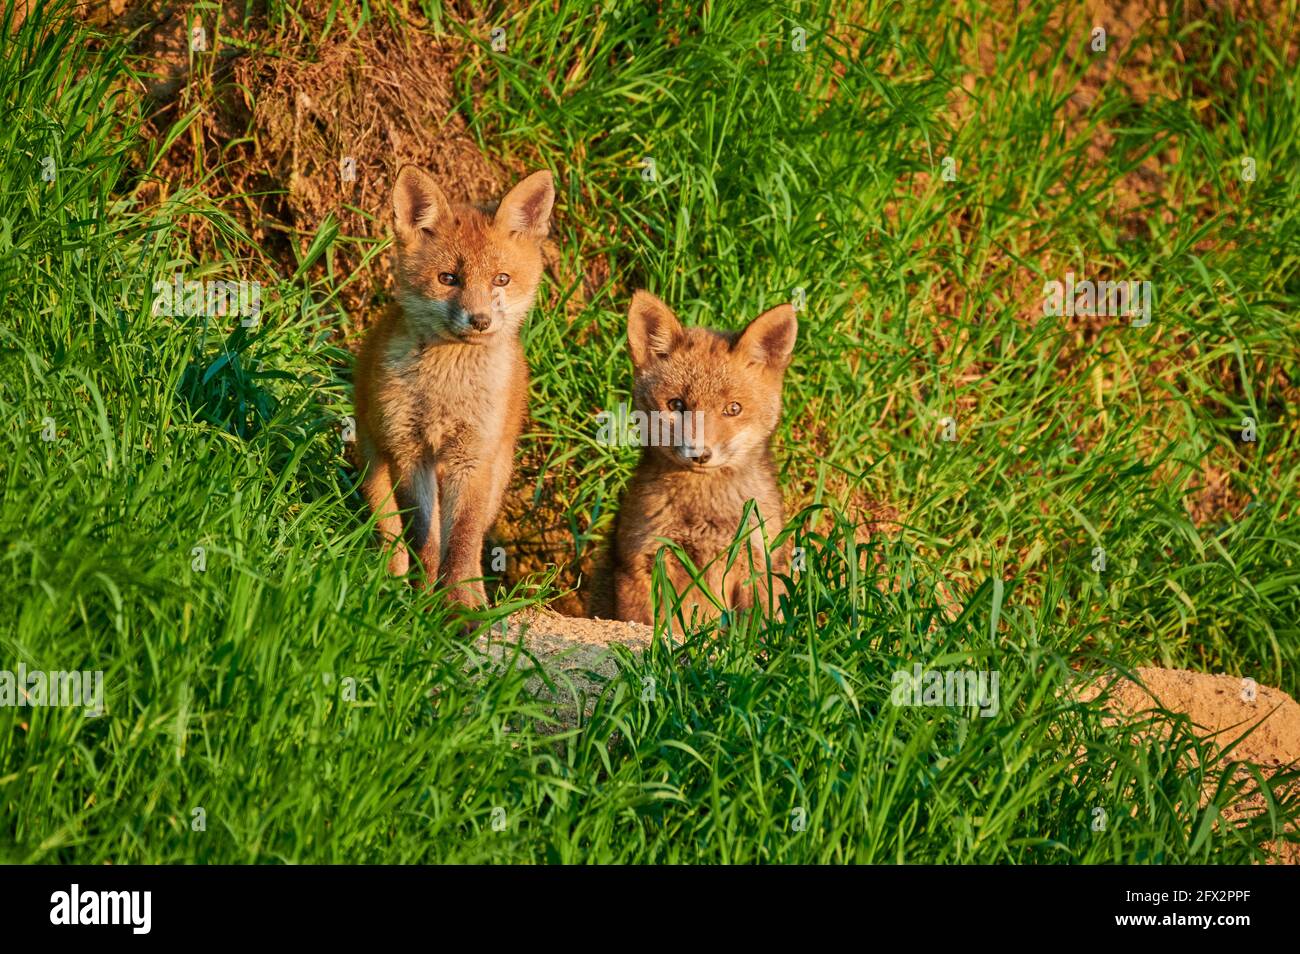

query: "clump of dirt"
(1083, 667), (1300, 772)
(232, 26), (505, 319)
(1079, 666), (1300, 863)
(1184, 459), (1256, 527)
(474, 609), (653, 723)
(503, 608), (653, 663)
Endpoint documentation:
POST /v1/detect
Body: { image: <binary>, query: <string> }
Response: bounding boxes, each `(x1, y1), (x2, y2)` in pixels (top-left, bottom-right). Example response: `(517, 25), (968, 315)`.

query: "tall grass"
(0, 0), (1296, 863)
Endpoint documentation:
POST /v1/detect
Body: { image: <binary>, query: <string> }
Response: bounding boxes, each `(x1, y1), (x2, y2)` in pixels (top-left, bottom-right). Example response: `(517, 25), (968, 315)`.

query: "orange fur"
(354, 166), (554, 605)
(605, 291), (798, 628)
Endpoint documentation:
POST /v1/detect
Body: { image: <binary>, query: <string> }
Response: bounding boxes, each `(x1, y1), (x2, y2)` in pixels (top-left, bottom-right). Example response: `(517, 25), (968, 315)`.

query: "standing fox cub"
(607, 291), (797, 626)
(354, 165), (554, 604)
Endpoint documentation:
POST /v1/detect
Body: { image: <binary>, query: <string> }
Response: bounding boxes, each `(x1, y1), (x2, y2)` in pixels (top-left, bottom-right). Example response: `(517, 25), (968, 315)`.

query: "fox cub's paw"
(385, 545), (410, 578)
(446, 579), (488, 609)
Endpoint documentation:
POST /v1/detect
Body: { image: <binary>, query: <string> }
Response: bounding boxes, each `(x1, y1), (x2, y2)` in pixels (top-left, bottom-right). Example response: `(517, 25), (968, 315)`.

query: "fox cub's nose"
(694, 448), (712, 464)
(468, 313), (492, 332)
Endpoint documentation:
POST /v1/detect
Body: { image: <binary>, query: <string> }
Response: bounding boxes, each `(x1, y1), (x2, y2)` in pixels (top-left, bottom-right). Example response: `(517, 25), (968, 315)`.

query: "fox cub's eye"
(437, 272), (458, 286)
(724, 402), (742, 416)
(493, 273), (511, 287)
(667, 398), (686, 413)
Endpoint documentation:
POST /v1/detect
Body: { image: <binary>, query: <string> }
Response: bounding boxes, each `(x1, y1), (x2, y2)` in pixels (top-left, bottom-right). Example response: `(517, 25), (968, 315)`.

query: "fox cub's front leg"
(360, 449), (411, 577)
(613, 562), (654, 626)
(437, 462), (495, 606)
(396, 454), (441, 589)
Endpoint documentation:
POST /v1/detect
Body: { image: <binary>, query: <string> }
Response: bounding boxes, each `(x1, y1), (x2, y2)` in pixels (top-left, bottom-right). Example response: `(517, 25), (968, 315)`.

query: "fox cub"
(608, 291), (798, 626)
(354, 165), (554, 605)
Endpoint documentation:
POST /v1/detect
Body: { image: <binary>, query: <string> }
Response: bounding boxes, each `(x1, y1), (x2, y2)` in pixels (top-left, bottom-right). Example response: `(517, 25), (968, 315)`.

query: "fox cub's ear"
(736, 304), (798, 370)
(628, 290), (685, 368)
(392, 166), (451, 241)
(496, 170), (555, 240)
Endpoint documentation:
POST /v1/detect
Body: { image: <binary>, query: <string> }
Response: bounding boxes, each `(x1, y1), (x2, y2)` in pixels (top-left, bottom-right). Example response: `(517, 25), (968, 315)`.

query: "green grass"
(0, 0), (1297, 863)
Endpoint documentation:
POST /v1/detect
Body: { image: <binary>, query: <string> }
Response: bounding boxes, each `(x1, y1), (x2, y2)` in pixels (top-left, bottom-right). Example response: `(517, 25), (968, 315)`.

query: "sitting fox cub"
(608, 291), (797, 626)
(354, 165), (554, 604)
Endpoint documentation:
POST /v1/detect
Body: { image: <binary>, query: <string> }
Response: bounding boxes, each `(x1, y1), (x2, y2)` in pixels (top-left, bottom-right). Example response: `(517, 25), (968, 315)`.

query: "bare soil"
(1079, 666), (1300, 863)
